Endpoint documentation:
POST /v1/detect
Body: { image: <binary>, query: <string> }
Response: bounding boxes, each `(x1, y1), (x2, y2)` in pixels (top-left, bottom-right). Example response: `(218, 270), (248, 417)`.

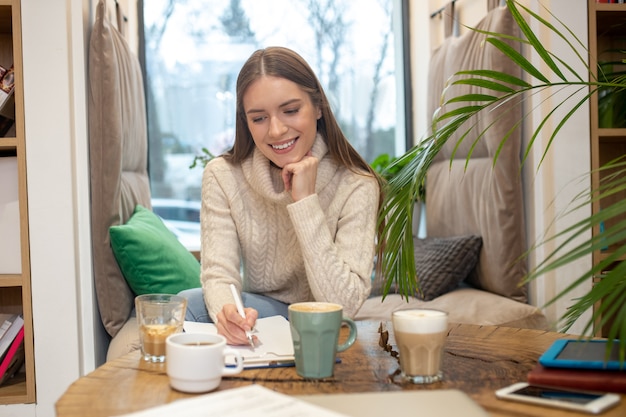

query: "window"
(140, 0), (411, 248)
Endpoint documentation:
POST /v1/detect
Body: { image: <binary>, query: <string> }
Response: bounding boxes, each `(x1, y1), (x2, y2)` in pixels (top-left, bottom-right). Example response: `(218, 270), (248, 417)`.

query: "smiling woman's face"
(243, 75), (321, 168)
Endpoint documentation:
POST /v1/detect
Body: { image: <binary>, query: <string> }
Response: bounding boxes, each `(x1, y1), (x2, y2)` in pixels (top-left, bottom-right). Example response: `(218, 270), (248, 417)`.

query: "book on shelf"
(0, 64), (14, 120)
(0, 315), (24, 360)
(527, 363), (626, 393)
(0, 325), (24, 386)
(0, 314), (18, 341)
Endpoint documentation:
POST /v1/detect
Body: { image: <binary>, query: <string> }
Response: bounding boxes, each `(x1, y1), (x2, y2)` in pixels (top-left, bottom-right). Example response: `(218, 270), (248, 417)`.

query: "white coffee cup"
(166, 332), (244, 393)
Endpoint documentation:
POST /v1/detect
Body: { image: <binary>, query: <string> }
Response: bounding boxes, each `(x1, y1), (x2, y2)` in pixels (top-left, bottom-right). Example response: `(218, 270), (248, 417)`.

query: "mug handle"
(222, 347), (244, 375)
(336, 317), (357, 352)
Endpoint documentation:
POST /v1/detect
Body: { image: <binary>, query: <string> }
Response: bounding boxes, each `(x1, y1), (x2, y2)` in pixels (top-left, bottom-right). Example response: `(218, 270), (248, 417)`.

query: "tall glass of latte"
(392, 308), (448, 384)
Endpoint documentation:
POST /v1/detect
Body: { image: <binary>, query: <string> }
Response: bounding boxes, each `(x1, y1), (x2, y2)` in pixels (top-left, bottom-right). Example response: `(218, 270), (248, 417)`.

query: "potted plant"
(598, 59), (626, 129)
(378, 0), (626, 359)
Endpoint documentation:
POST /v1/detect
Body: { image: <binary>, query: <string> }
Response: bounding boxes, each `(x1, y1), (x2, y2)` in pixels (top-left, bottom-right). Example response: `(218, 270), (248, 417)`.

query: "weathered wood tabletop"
(55, 321), (626, 417)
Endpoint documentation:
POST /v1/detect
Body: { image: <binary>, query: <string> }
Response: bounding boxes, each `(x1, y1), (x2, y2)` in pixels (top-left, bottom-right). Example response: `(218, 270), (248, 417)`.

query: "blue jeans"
(178, 287), (290, 323)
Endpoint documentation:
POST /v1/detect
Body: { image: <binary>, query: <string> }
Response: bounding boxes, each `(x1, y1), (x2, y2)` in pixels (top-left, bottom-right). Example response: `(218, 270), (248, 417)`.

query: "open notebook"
(183, 315), (294, 368)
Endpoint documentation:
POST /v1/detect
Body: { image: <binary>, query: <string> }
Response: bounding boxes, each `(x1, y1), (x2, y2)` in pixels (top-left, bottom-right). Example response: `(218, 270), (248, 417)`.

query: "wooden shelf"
(0, 372), (27, 404)
(594, 3), (626, 13)
(0, 136), (15, 149)
(588, 0), (626, 338)
(0, 274), (22, 287)
(597, 128), (626, 138)
(0, 0), (34, 405)
(598, 250), (626, 263)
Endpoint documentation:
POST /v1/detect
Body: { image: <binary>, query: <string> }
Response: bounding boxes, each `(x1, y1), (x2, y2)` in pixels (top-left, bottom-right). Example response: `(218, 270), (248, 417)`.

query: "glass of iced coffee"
(135, 294), (187, 363)
(391, 308), (448, 384)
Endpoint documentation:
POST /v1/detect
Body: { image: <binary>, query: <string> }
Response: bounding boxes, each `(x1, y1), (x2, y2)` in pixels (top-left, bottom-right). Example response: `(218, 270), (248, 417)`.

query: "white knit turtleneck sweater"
(200, 135), (379, 321)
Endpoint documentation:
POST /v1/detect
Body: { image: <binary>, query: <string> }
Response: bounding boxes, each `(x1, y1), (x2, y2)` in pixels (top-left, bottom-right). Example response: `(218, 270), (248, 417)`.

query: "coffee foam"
(289, 302), (342, 313)
(392, 309), (448, 334)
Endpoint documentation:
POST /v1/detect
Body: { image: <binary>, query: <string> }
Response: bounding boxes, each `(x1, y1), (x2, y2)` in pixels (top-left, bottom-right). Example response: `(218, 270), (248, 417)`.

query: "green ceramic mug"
(288, 302), (357, 379)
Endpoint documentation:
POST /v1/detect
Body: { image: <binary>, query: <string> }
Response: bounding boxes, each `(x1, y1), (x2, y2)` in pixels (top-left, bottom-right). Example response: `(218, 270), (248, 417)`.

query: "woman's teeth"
(272, 139), (295, 150)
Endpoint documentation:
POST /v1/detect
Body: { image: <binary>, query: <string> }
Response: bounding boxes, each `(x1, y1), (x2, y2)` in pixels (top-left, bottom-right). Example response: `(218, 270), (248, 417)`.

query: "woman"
(180, 46), (383, 345)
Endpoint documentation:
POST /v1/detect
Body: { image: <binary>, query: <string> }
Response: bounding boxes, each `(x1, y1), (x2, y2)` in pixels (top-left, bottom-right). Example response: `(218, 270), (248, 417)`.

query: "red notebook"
(0, 325), (24, 385)
(528, 363), (626, 393)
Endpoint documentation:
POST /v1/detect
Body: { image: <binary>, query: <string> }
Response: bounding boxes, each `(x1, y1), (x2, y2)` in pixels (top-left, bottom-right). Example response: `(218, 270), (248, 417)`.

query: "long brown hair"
(225, 47), (375, 178)
(225, 46), (386, 274)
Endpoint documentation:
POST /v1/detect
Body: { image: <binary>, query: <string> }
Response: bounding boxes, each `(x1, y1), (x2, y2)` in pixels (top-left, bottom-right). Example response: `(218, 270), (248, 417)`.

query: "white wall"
(523, 0), (592, 334)
(15, 0), (140, 415)
(16, 0), (96, 416)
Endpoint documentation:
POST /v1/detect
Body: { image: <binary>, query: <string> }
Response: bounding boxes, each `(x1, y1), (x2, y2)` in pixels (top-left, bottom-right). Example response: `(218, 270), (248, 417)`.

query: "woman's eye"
(285, 108), (299, 115)
(250, 116), (265, 123)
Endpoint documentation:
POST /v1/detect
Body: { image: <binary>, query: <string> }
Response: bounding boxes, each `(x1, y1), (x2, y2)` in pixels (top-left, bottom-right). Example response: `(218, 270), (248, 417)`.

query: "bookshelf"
(0, 0), (35, 405)
(588, 0), (626, 337)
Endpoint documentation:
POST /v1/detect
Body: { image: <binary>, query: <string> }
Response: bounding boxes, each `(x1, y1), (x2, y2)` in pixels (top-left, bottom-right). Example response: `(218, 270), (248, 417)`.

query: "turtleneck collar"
(241, 133), (338, 204)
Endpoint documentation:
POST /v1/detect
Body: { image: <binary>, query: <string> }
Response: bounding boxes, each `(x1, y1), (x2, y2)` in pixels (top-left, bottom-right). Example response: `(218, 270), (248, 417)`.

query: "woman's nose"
(269, 116), (287, 138)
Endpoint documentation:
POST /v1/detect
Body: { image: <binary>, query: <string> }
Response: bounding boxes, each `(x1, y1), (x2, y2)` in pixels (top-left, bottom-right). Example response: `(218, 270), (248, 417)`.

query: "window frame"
(137, 0), (413, 176)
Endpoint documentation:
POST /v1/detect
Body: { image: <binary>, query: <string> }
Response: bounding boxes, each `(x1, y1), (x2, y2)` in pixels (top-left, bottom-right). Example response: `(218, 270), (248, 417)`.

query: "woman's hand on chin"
(282, 151), (318, 201)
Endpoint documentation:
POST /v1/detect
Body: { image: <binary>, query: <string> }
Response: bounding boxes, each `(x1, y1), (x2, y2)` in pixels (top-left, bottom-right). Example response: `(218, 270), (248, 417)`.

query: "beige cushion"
(108, 288), (549, 362)
(106, 316), (140, 362)
(89, 0), (151, 337)
(357, 289), (548, 330)
(425, 6), (527, 302)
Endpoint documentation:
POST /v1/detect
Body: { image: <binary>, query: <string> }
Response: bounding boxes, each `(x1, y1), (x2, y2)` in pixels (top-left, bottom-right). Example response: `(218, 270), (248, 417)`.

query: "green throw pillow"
(109, 205), (201, 296)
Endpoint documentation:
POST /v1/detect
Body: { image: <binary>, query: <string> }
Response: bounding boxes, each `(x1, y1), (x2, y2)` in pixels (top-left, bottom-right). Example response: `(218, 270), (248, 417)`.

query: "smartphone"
(495, 382), (621, 414)
(539, 339), (622, 370)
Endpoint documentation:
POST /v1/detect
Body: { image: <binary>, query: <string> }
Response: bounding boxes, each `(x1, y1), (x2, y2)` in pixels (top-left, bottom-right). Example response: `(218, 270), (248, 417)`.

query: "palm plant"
(378, 0), (626, 361)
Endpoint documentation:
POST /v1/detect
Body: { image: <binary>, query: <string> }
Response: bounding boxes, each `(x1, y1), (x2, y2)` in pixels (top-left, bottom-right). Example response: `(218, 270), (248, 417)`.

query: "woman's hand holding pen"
(216, 304), (258, 346)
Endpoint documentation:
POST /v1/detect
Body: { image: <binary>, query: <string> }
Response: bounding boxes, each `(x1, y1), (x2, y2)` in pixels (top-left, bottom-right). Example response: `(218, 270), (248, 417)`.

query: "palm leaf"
(378, 0), (626, 362)
(514, 0), (590, 80)
(506, 0), (567, 81)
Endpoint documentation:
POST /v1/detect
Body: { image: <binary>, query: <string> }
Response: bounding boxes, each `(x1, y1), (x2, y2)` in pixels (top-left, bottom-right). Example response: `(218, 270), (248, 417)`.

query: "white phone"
(495, 382), (621, 414)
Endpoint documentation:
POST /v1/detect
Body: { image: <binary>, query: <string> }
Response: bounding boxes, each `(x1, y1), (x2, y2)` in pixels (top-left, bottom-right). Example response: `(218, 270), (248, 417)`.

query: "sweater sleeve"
(286, 174), (378, 318)
(200, 160), (241, 322)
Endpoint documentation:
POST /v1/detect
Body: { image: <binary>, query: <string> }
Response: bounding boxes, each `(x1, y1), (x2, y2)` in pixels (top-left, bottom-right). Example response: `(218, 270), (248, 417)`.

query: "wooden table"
(56, 322), (626, 417)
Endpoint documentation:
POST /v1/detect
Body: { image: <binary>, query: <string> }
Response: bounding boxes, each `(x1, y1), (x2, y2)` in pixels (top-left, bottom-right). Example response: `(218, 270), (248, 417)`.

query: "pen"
(229, 284), (255, 349)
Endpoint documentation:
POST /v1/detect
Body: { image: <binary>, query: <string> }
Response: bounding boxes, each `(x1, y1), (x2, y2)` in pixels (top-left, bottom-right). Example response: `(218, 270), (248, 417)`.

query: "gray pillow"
(414, 235), (482, 301)
(370, 235), (482, 300)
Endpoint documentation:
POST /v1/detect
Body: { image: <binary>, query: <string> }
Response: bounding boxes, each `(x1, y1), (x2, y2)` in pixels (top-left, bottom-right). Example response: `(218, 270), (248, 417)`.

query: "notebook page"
(183, 315), (294, 367)
(117, 384), (348, 417)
